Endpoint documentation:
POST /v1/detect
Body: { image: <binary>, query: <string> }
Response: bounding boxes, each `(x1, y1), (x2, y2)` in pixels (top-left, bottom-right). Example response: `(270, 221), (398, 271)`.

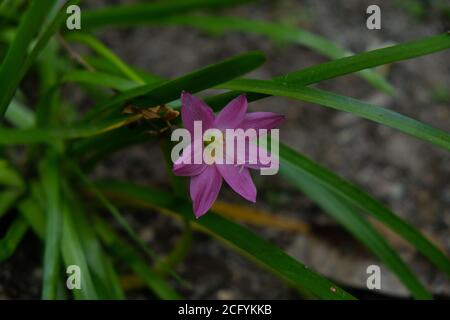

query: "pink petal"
(173, 142), (206, 176)
(181, 92), (215, 135)
(223, 137), (273, 169)
(214, 95), (247, 129)
(216, 164), (256, 202)
(173, 160), (206, 176)
(190, 165), (223, 218)
(241, 112), (285, 131)
(244, 144), (274, 169)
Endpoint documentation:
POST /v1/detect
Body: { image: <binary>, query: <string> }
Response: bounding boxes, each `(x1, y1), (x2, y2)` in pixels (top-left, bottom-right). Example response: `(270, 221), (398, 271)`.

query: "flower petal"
(173, 141), (206, 176)
(173, 156), (206, 176)
(190, 165), (222, 218)
(244, 144), (275, 169)
(241, 112), (285, 131)
(181, 91), (215, 135)
(216, 164), (256, 202)
(214, 94), (247, 129)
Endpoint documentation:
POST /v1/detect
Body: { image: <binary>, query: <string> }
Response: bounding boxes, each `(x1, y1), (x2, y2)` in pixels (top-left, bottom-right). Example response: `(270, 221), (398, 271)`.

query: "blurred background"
(1, 0), (449, 299)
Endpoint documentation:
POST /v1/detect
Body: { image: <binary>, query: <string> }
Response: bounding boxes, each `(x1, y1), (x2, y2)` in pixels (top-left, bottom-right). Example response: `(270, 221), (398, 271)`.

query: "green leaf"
(63, 70), (140, 91)
(0, 189), (22, 219)
(39, 150), (63, 300)
(145, 15), (394, 95)
(82, 51), (265, 121)
(63, 182), (125, 299)
(20, 0), (80, 78)
(65, 33), (146, 84)
(205, 33), (450, 109)
(18, 185), (122, 300)
(93, 180), (356, 300)
(281, 33), (450, 85)
(69, 126), (151, 168)
(5, 99), (35, 129)
(35, 40), (61, 127)
(94, 216), (182, 300)
(81, 0), (256, 29)
(70, 161), (184, 285)
(0, 0), (55, 118)
(71, 163), (160, 263)
(60, 202), (99, 300)
(278, 143), (450, 279)
(0, 159), (24, 188)
(18, 195), (46, 239)
(281, 162), (432, 299)
(0, 216), (28, 262)
(0, 115), (136, 145)
(220, 78), (450, 152)
(83, 55), (164, 84)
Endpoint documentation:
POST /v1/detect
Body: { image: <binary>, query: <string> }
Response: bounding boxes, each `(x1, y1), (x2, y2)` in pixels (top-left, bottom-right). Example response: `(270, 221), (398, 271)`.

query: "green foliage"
(0, 0), (449, 300)
(93, 180), (355, 300)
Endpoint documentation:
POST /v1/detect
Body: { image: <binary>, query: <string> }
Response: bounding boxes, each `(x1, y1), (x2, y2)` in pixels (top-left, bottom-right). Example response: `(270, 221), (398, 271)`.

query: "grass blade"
(21, 0), (80, 73)
(81, 0), (256, 29)
(63, 182), (125, 299)
(0, 159), (24, 188)
(60, 202), (99, 299)
(220, 78), (450, 152)
(82, 51), (265, 121)
(0, 0), (54, 118)
(0, 216), (28, 262)
(83, 55), (164, 84)
(282, 33), (450, 85)
(72, 164), (159, 262)
(39, 150), (63, 300)
(63, 70), (140, 91)
(282, 162), (432, 299)
(94, 216), (182, 299)
(0, 189), (22, 219)
(147, 15), (394, 95)
(5, 99), (35, 129)
(18, 195), (46, 239)
(65, 33), (146, 84)
(93, 180), (355, 300)
(0, 115), (140, 145)
(206, 33), (450, 109)
(279, 143), (450, 279)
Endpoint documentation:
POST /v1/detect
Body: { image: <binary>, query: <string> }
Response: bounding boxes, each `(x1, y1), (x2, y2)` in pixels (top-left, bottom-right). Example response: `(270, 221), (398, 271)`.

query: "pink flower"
(173, 92), (284, 218)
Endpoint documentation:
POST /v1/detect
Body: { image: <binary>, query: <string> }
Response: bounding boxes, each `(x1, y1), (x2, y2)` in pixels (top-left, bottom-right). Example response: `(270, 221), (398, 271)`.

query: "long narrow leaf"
(21, 0), (80, 76)
(147, 15), (394, 95)
(93, 180), (355, 300)
(94, 216), (182, 299)
(220, 78), (450, 152)
(63, 182), (125, 299)
(206, 33), (450, 109)
(0, 115), (139, 145)
(0, 216), (28, 262)
(63, 70), (140, 91)
(0, 0), (54, 118)
(278, 143), (450, 279)
(282, 33), (450, 85)
(60, 202), (99, 300)
(5, 99), (35, 129)
(282, 162), (432, 299)
(82, 51), (265, 121)
(39, 150), (63, 300)
(81, 0), (256, 29)
(65, 33), (145, 84)
(18, 196), (46, 239)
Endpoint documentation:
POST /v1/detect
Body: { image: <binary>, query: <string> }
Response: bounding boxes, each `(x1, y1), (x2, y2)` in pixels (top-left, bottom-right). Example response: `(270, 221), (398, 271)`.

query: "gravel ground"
(1, 0), (449, 299)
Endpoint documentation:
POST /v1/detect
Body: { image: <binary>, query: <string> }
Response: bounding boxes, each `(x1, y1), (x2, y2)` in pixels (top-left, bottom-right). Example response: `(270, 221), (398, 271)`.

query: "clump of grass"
(0, 0), (449, 300)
